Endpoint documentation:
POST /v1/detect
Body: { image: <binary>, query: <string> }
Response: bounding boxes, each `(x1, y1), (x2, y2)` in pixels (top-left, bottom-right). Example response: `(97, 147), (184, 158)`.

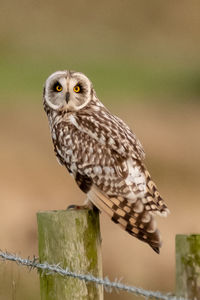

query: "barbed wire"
(0, 250), (184, 300)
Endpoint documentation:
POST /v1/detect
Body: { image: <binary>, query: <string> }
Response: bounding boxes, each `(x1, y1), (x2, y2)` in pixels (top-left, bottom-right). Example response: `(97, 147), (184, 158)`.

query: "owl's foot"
(67, 201), (99, 212)
(66, 204), (87, 210)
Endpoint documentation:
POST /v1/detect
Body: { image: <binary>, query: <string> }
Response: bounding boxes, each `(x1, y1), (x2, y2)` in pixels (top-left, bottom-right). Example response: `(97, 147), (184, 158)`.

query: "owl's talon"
(67, 204), (78, 210)
(67, 204), (87, 210)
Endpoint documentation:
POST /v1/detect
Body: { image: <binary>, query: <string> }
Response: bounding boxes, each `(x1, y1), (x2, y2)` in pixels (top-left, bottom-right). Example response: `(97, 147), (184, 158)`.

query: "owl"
(43, 70), (169, 253)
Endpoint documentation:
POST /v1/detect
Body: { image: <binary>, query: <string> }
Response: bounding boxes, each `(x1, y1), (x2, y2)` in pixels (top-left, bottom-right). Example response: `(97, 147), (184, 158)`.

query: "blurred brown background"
(1, 1), (200, 299)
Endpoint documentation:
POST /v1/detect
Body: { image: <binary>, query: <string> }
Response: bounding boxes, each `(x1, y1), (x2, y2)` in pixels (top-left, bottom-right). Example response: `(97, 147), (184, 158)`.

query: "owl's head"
(43, 70), (93, 111)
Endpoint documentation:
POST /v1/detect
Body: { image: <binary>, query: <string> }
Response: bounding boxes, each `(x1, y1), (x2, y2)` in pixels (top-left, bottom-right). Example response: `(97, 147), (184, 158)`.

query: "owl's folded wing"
(72, 106), (145, 161)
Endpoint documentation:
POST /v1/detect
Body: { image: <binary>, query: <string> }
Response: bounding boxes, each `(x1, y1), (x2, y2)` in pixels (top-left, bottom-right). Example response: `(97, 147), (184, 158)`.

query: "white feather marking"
(97, 148), (102, 154)
(93, 166), (102, 175)
(89, 147), (93, 154)
(70, 163), (77, 173)
(66, 149), (73, 155)
(99, 136), (106, 143)
(52, 130), (56, 140)
(69, 115), (79, 128)
(56, 146), (62, 157)
(125, 158), (146, 188)
(65, 156), (70, 163)
(93, 106), (100, 111)
(108, 138), (115, 145)
(123, 158), (147, 201)
(103, 166), (111, 174)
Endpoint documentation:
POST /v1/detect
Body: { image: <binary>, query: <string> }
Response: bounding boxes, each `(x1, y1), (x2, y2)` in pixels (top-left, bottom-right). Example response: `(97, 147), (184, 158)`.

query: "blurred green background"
(1, 1), (200, 299)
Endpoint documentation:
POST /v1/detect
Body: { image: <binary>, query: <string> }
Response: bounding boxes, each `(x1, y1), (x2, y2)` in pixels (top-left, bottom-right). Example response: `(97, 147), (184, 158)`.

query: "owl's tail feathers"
(88, 187), (162, 254)
(143, 166), (169, 217)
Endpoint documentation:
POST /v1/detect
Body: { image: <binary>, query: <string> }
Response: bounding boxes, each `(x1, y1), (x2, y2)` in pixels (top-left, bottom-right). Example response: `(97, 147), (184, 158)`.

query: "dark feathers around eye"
(52, 81), (62, 92)
(76, 82), (86, 93)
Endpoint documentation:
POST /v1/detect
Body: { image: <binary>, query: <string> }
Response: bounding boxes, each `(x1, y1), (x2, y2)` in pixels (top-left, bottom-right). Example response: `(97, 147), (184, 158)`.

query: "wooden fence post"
(37, 208), (103, 300)
(176, 234), (200, 299)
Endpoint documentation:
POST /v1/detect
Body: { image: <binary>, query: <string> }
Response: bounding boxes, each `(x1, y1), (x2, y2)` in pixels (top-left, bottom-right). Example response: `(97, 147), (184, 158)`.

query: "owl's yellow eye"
(73, 85), (81, 93)
(55, 84), (63, 92)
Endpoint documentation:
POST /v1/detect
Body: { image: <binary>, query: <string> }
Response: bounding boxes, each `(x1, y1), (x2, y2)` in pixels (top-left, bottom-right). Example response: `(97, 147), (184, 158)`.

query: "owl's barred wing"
(74, 106), (145, 161)
(88, 186), (161, 253)
(69, 108), (168, 210)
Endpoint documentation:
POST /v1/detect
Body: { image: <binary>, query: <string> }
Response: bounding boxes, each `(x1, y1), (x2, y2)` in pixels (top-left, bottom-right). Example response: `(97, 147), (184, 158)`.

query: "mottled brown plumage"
(43, 70), (169, 253)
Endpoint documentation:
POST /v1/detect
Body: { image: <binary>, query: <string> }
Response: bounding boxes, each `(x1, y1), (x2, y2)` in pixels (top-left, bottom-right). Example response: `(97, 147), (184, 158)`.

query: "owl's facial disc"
(44, 71), (68, 110)
(66, 72), (92, 110)
(44, 70), (92, 111)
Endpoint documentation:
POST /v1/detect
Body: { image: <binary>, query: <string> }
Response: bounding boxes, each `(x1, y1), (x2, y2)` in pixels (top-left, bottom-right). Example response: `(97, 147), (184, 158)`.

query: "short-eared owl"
(43, 70), (169, 253)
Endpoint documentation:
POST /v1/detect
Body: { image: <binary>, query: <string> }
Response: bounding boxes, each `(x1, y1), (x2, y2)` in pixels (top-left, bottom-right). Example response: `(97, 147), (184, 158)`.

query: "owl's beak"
(65, 92), (70, 103)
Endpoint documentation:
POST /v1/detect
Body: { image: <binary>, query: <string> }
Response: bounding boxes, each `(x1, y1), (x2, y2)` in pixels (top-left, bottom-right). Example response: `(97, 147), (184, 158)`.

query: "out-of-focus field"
(1, 1), (200, 299)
